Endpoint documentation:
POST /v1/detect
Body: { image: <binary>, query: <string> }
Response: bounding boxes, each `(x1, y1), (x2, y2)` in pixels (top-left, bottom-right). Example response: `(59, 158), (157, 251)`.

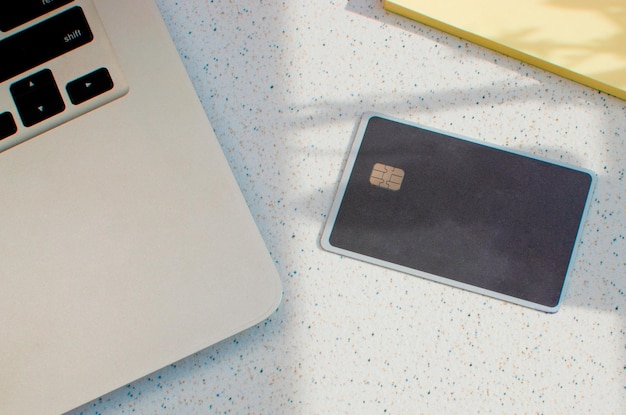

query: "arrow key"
(11, 69), (65, 127)
(67, 68), (114, 105)
(0, 112), (18, 141)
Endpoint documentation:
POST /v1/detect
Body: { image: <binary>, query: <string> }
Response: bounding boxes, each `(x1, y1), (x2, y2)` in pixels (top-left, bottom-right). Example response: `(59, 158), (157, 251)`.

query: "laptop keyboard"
(0, 0), (128, 152)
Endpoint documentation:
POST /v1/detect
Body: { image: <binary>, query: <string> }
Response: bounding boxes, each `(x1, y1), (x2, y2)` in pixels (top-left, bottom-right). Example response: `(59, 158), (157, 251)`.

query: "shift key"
(0, 7), (93, 83)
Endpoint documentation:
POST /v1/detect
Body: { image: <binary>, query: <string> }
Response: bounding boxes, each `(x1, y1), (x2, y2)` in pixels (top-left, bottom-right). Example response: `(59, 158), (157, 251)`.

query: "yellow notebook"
(384, 0), (626, 100)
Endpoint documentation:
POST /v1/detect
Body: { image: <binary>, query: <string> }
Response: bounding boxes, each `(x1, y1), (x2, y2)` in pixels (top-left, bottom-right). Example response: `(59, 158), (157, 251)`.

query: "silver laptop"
(0, 1), (282, 414)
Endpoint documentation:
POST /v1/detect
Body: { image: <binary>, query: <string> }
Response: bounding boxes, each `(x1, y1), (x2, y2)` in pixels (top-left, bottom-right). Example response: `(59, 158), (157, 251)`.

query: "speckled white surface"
(67, 1), (625, 414)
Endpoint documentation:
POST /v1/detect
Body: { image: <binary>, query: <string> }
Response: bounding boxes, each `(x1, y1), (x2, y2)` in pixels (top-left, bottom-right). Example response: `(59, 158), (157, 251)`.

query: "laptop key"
(0, 0), (74, 32)
(0, 7), (93, 84)
(67, 68), (114, 105)
(11, 69), (66, 127)
(0, 112), (18, 140)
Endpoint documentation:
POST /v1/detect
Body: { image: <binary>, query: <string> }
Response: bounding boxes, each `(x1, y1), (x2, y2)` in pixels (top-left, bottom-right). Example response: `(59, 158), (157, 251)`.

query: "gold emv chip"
(370, 163), (404, 191)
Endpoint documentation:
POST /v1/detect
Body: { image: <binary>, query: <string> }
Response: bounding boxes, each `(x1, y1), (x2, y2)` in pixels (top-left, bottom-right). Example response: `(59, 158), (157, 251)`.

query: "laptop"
(0, 1), (282, 414)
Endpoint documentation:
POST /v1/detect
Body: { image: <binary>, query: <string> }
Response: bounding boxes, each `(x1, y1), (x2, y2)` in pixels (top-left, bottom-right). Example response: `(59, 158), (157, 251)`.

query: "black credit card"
(321, 113), (594, 312)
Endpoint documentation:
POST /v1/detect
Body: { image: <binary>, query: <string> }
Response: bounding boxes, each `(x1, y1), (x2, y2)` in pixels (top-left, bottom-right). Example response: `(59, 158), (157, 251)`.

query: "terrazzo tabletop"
(69, 1), (625, 413)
